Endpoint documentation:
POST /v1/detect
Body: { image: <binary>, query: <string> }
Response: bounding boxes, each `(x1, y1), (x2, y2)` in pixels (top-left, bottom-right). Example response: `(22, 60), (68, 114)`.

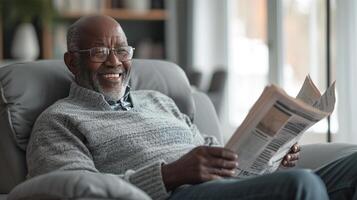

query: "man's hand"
(161, 146), (238, 191)
(281, 143), (300, 168)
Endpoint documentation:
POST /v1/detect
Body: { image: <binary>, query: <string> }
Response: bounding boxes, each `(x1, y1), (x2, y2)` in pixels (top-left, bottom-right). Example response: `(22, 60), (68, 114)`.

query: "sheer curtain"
(191, 0), (228, 90)
(335, 0), (357, 143)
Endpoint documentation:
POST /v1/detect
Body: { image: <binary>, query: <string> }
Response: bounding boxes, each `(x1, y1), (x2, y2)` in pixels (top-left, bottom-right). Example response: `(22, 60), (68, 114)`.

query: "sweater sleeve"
(27, 112), (169, 200)
(27, 115), (98, 177)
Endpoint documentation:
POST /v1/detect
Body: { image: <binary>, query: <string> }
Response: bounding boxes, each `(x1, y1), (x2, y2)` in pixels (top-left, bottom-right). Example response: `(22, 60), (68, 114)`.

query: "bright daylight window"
(228, 0), (338, 135)
(227, 0), (268, 126)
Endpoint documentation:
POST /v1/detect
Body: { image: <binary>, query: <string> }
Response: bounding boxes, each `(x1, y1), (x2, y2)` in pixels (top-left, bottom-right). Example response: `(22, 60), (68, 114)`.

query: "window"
(227, 0), (268, 125)
(227, 0), (337, 140)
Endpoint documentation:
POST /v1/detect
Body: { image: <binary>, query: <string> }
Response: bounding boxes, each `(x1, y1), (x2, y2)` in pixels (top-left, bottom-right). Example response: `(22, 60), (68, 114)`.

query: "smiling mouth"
(101, 73), (123, 81)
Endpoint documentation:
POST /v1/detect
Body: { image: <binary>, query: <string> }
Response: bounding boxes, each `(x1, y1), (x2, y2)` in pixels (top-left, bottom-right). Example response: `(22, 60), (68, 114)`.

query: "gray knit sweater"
(26, 83), (208, 200)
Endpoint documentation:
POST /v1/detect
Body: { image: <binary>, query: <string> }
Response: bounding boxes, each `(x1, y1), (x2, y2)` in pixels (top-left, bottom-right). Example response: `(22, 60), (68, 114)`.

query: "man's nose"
(105, 50), (122, 67)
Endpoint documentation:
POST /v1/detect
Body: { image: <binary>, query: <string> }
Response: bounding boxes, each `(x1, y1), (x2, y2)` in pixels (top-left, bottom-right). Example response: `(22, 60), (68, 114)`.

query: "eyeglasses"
(70, 46), (135, 63)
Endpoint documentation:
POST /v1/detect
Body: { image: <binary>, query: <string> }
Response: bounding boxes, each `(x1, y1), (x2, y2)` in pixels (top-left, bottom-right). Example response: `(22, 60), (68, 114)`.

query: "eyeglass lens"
(90, 47), (134, 62)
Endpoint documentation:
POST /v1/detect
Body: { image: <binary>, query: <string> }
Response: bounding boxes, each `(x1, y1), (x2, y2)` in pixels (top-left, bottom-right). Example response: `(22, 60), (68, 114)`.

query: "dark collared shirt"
(107, 86), (133, 111)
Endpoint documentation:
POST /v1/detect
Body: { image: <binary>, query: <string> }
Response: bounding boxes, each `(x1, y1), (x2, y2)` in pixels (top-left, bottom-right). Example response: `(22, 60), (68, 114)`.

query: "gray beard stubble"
(75, 59), (130, 102)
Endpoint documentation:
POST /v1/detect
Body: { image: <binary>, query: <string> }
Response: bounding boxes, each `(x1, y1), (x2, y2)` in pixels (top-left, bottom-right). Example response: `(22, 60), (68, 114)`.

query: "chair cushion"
(130, 59), (195, 120)
(8, 171), (151, 200)
(296, 143), (357, 169)
(0, 60), (73, 150)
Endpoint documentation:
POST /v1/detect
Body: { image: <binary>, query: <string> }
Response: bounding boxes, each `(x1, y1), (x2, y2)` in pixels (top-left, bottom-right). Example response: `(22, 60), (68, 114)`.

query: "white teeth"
(103, 74), (120, 78)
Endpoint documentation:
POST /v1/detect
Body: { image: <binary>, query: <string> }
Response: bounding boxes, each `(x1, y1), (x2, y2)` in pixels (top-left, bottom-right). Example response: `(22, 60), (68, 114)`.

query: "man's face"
(74, 20), (131, 102)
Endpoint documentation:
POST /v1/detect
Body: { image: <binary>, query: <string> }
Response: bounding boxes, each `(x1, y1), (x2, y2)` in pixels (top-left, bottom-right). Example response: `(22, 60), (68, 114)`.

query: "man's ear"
(64, 52), (79, 76)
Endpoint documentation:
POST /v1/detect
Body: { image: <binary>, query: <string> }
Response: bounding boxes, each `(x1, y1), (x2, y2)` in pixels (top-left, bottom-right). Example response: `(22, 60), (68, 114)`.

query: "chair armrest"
(192, 90), (223, 144)
(295, 143), (357, 170)
(8, 171), (151, 200)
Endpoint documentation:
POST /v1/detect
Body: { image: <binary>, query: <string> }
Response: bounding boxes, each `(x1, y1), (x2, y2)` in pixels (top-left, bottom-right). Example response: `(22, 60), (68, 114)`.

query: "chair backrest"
(0, 59), (199, 193)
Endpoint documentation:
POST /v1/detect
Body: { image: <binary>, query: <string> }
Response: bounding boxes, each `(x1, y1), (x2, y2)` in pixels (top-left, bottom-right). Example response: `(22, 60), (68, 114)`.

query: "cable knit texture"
(26, 83), (206, 200)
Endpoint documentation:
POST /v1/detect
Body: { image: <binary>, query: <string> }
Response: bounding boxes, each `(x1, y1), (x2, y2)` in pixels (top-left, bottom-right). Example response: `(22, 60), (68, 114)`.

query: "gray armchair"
(0, 59), (356, 200)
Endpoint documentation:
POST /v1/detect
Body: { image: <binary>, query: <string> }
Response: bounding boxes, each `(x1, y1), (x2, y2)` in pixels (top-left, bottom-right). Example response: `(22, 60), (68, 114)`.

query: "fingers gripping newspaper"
(225, 75), (336, 178)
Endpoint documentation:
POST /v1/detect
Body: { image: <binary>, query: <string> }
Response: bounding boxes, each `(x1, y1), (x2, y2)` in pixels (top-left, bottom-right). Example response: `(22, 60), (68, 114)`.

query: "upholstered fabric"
(0, 61), (73, 150)
(295, 143), (357, 169)
(8, 171), (151, 200)
(191, 91), (223, 143)
(0, 60), (73, 193)
(130, 59), (195, 120)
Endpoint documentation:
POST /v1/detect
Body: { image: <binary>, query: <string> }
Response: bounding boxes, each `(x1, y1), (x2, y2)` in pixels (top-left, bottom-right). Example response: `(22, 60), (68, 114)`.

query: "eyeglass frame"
(69, 46), (135, 63)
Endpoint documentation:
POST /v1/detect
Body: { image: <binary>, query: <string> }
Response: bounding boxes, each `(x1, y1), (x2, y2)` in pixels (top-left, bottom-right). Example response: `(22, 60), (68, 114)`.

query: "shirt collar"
(107, 86), (133, 111)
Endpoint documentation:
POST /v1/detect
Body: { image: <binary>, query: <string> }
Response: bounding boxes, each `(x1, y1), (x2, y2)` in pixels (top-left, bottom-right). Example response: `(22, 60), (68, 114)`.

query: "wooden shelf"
(59, 9), (167, 21)
(1, 0), (167, 60)
(105, 9), (166, 20)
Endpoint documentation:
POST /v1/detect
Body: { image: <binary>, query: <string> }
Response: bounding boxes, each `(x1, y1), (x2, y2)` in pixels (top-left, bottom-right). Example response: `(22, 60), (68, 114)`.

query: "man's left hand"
(281, 143), (300, 168)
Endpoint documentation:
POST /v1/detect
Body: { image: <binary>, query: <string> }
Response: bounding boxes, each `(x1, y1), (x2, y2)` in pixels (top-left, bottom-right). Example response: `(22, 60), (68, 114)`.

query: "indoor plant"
(2, 0), (55, 60)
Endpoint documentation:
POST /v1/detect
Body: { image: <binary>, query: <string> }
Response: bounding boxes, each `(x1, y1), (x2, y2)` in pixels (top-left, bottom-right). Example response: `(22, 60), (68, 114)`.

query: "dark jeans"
(168, 152), (357, 200)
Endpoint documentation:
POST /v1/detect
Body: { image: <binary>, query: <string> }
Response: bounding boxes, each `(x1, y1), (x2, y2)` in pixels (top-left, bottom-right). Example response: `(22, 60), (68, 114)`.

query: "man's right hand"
(161, 146), (238, 191)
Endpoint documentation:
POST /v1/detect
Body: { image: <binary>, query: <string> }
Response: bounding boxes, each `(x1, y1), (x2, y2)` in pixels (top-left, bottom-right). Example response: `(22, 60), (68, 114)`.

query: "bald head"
(67, 15), (127, 51)
(64, 15), (132, 102)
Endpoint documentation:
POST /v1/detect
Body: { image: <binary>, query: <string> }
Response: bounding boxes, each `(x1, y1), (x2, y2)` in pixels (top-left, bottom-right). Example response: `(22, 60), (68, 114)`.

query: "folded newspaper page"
(225, 75), (336, 178)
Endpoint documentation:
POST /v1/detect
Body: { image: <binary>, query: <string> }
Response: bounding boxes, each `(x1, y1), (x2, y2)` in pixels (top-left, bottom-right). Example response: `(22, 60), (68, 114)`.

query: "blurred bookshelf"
(0, 0), (167, 61)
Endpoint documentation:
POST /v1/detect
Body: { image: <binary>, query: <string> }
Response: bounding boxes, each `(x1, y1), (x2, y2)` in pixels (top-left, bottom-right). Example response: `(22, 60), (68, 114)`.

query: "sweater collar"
(68, 82), (134, 110)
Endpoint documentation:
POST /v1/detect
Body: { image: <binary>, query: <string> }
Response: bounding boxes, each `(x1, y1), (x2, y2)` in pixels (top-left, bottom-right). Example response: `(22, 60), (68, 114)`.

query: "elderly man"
(27, 15), (357, 200)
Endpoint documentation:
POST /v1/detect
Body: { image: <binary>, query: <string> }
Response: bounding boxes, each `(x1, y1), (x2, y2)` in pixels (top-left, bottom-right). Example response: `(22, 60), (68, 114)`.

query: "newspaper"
(225, 75), (336, 178)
